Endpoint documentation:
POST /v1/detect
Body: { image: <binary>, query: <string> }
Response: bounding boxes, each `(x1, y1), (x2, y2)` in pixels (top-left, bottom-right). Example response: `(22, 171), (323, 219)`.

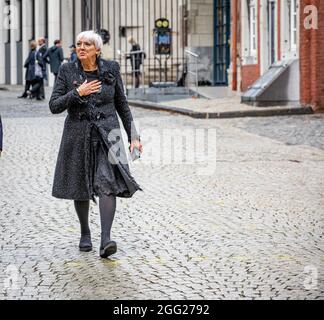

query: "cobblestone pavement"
(0, 88), (323, 300)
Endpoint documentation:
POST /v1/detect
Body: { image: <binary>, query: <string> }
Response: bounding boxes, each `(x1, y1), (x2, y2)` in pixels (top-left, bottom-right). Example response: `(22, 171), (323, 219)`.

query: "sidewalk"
(129, 96), (314, 119)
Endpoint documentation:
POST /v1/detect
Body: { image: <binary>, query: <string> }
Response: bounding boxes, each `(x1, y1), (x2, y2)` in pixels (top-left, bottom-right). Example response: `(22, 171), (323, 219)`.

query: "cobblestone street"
(0, 88), (323, 300)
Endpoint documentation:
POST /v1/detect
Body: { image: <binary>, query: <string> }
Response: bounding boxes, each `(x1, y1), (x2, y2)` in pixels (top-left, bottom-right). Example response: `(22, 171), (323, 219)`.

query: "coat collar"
(74, 56), (107, 81)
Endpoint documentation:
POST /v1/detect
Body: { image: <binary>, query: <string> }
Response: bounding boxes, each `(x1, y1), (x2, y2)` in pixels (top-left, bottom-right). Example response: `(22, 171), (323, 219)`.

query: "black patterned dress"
(83, 70), (142, 203)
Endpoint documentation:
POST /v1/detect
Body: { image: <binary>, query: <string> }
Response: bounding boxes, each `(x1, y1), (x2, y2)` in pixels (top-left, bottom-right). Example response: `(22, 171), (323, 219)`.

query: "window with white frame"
(249, 0), (257, 56)
(289, 0), (298, 51)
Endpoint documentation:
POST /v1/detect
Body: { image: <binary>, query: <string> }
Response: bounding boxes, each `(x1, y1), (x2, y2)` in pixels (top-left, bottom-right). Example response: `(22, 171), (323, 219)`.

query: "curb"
(129, 100), (314, 119)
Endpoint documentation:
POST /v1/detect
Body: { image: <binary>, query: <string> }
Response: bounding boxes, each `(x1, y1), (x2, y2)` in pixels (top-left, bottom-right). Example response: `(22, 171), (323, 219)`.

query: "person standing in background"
(44, 39), (64, 84)
(38, 37), (48, 99)
(18, 40), (44, 100)
(126, 37), (146, 89)
(68, 44), (77, 63)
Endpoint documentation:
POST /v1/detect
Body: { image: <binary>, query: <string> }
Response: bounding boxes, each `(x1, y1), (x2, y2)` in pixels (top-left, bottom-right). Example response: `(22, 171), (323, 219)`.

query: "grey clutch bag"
(130, 147), (141, 162)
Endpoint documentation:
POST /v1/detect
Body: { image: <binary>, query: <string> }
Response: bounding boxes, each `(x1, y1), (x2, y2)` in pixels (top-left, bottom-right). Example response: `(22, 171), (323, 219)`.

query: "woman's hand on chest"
(76, 79), (102, 97)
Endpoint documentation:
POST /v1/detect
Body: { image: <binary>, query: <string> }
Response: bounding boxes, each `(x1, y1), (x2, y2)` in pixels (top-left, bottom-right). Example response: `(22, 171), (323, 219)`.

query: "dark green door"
(213, 0), (231, 85)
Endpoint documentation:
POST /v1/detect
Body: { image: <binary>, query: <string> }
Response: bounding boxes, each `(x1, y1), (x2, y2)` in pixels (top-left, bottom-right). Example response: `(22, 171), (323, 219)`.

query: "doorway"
(213, 0), (231, 85)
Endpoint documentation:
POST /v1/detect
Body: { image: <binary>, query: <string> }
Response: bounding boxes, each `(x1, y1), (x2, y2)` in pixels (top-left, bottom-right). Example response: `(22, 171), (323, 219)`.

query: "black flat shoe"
(79, 234), (93, 252)
(100, 241), (117, 258)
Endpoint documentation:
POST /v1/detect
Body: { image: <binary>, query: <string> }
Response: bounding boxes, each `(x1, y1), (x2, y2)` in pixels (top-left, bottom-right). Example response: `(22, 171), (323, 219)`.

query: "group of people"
(18, 35), (146, 101)
(19, 38), (77, 100)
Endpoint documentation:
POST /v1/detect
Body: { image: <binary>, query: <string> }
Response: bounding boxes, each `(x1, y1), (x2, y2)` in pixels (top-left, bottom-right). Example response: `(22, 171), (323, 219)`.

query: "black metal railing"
(81, 0), (188, 89)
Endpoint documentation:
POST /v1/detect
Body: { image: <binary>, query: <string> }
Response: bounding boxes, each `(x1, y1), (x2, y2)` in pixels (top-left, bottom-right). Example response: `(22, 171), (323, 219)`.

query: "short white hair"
(76, 30), (103, 51)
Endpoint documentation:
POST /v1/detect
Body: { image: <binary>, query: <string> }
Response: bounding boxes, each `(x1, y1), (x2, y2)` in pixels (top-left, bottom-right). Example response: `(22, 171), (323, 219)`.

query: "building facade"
(0, 0), (224, 87)
(229, 0), (324, 111)
(0, 0), (323, 110)
(0, 0), (190, 86)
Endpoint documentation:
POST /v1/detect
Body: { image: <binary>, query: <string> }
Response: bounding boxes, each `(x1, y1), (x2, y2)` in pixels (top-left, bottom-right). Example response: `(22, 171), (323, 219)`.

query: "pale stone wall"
(0, 0), (7, 84)
(186, 0), (214, 84)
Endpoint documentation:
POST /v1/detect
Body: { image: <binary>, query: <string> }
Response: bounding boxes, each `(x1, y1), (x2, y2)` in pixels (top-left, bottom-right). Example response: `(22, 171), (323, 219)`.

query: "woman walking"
(19, 41), (44, 100)
(49, 31), (143, 258)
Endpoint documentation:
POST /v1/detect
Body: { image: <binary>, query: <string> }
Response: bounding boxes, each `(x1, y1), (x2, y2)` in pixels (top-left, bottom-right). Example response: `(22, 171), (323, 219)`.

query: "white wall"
(61, 0), (74, 58)
(0, 0), (6, 84)
(34, 0), (46, 39)
(10, 0), (18, 84)
(187, 0), (214, 48)
(47, 0), (61, 86)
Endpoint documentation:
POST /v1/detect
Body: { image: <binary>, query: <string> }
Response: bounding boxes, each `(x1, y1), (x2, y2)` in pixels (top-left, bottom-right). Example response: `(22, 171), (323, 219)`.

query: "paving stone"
(0, 89), (323, 300)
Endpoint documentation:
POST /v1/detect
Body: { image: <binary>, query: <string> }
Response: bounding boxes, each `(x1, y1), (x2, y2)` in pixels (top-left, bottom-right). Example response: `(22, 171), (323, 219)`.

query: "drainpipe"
(232, 0), (238, 91)
(277, 0), (281, 61)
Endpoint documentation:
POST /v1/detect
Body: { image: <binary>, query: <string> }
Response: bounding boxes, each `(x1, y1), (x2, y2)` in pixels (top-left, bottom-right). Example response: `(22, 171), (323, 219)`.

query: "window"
(289, 0), (297, 51)
(282, 0), (298, 59)
(249, 0), (257, 57)
(242, 0), (258, 64)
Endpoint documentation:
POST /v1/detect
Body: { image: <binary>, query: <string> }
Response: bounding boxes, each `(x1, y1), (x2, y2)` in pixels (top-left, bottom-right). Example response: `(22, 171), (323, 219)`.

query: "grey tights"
(74, 194), (117, 247)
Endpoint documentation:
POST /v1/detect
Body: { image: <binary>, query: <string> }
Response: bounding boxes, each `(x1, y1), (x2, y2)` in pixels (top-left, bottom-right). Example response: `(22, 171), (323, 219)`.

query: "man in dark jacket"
(127, 37), (146, 88)
(38, 37), (48, 99)
(68, 44), (77, 63)
(44, 39), (64, 84)
(0, 115), (3, 157)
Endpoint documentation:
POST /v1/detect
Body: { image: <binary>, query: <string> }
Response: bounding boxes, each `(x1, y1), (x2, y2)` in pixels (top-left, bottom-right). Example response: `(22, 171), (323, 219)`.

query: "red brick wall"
(300, 0), (324, 111)
(241, 65), (260, 92)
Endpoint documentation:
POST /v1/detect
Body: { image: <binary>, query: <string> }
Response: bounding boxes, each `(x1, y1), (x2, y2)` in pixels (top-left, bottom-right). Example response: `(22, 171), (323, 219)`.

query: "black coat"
(24, 49), (44, 81)
(44, 46), (64, 74)
(128, 44), (146, 70)
(49, 58), (142, 202)
(38, 44), (48, 79)
(69, 52), (77, 63)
